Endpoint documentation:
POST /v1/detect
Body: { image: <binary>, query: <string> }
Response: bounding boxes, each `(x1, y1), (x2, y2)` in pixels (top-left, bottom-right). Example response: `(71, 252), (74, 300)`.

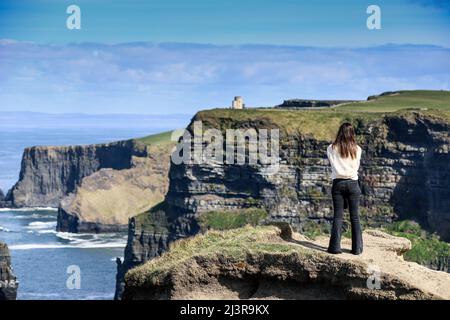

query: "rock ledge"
(123, 225), (450, 300)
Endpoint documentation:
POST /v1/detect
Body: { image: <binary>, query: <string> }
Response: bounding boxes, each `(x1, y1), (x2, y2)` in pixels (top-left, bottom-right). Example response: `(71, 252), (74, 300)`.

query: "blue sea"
(0, 112), (191, 300)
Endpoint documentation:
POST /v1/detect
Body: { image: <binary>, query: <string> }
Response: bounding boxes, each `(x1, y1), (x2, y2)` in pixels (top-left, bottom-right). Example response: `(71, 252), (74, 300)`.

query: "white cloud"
(0, 41), (449, 113)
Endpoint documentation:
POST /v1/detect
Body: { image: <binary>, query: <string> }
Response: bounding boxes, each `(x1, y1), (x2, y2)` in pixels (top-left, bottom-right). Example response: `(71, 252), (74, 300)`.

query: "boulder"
(0, 242), (18, 300)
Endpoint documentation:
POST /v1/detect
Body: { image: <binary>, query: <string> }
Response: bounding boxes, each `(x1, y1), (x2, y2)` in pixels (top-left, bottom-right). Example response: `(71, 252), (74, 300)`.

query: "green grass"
(134, 202), (169, 233)
(194, 91), (450, 141)
(198, 208), (269, 231)
(125, 225), (301, 287)
(302, 220), (330, 240)
(337, 90), (450, 112)
(383, 220), (449, 271)
(194, 107), (380, 141)
(135, 130), (176, 146)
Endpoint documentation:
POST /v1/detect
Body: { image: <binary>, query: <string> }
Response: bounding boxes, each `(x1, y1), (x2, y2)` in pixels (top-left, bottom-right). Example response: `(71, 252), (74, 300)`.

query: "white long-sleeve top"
(327, 144), (362, 180)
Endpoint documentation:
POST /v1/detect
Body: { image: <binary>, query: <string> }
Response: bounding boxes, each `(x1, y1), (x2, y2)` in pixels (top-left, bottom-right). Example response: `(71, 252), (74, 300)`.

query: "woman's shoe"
(327, 249), (342, 254)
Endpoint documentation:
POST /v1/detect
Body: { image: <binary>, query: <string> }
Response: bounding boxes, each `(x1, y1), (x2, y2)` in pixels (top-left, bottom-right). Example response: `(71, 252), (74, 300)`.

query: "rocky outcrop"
(122, 226), (450, 300)
(0, 242), (18, 300)
(114, 202), (193, 299)
(115, 110), (450, 299)
(57, 144), (173, 233)
(6, 139), (148, 208)
(0, 188), (12, 208)
(0, 188), (6, 208)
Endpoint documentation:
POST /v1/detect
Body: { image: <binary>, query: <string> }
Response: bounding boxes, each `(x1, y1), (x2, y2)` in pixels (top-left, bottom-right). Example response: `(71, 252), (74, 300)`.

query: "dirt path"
(291, 229), (450, 299)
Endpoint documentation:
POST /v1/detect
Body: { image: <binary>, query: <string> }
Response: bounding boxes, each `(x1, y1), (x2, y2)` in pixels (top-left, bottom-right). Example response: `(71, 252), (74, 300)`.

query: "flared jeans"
(328, 178), (363, 254)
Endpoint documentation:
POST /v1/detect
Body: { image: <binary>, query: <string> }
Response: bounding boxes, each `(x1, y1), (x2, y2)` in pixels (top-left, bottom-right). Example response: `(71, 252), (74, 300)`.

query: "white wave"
(37, 229), (57, 234)
(55, 231), (78, 241)
(55, 232), (100, 241)
(12, 230), (126, 250)
(10, 241), (126, 250)
(56, 232), (126, 242)
(10, 244), (70, 250)
(19, 292), (61, 299)
(111, 257), (123, 262)
(0, 226), (11, 232)
(0, 207), (57, 212)
(10, 214), (56, 219)
(75, 241), (126, 249)
(26, 221), (57, 229)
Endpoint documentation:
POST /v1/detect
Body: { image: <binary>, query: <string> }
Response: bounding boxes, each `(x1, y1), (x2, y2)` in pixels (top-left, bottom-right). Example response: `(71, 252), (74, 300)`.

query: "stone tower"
(231, 96), (244, 109)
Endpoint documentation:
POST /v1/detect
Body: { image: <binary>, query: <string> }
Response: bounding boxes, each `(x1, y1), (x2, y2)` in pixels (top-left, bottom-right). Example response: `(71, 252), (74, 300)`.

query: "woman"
(327, 122), (363, 255)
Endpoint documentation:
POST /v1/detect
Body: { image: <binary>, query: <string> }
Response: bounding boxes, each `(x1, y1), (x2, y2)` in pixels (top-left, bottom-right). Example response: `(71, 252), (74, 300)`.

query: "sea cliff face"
(6, 140), (148, 208)
(115, 110), (450, 299)
(0, 242), (18, 300)
(57, 144), (173, 233)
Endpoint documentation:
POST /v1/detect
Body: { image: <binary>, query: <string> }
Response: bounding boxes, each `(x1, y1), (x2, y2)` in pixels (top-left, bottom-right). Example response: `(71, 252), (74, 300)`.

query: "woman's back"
(327, 144), (362, 180)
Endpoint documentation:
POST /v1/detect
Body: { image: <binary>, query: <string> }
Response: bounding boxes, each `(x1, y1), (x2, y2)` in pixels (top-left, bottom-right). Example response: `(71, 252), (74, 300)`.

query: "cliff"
(0, 242), (18, 300)
(4, 130), (175, 232)
(7, 139), (148, 208)
(57, 143), (173, 233)
(115, 91), (450, 298)
(122, 225), (450, 300)
(0, 188), (8, 208)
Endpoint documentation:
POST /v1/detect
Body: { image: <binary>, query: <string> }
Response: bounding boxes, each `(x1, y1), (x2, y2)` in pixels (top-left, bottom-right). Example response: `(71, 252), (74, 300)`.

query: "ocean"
(0, 112), (191, 300)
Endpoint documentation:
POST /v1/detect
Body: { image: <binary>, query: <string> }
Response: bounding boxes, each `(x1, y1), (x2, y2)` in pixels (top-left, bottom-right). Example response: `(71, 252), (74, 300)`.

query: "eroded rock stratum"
(0, 242), (18, 300)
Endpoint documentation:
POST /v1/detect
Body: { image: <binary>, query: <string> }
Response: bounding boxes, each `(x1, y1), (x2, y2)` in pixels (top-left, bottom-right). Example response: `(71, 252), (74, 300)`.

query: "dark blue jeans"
(328, 179), (363, 254)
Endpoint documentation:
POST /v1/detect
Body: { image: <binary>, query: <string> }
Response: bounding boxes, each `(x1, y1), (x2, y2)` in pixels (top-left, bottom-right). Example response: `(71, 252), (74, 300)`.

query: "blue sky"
(1, 0), (449, 46)
(0, 0), (449, 114)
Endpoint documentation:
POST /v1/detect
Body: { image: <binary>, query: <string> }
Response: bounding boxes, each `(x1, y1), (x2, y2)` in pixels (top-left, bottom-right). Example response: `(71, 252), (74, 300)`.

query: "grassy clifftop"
(135, 130), (175, 146)
(193, 90), (450, 141)
(338, 90), (450, 112)
(124, 225), (450, 300)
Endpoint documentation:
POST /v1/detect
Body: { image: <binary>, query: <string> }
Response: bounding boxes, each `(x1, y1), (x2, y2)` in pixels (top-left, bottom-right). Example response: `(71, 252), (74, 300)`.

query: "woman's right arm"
(327, 144), (334, 166)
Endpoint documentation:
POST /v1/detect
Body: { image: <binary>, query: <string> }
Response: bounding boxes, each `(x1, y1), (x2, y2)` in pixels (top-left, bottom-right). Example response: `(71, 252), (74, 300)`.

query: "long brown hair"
(333, 122), (357, 159)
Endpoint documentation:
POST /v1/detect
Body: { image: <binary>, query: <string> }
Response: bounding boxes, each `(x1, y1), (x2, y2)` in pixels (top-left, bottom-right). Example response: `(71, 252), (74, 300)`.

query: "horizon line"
(1, 38), (449, 50)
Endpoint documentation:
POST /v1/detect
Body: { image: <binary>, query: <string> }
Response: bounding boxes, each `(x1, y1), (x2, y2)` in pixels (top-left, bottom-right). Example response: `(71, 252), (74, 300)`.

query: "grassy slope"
(126, 225), (300, 287)
(338, 90), (450, 112)
(135, 130), (175, 146)
(194, 90), (450, 141)
(130, 91), (450, 144)
(194, 108), (379, 141)
(198, 208), (268, 231)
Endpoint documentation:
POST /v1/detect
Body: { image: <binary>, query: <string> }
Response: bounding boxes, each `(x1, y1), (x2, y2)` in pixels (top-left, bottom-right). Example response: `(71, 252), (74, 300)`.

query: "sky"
(1, 0), (450, 46)
(0, 0), (449, 114)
